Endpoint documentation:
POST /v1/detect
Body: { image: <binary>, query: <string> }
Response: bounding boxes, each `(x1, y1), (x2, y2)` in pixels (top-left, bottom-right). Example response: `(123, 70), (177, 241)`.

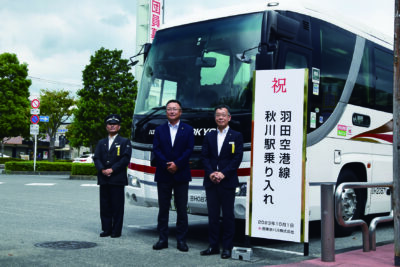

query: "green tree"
(0, 53), (31, 156)
(68, 47), (137, 150)
(39, 89), (75, 162)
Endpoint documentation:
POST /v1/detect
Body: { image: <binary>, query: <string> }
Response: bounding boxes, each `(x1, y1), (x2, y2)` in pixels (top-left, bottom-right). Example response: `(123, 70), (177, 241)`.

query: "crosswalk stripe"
(80, 184), (99, 187)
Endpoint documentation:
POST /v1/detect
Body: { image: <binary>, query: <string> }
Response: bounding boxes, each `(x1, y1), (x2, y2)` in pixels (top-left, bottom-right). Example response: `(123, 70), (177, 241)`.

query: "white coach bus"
(126, 0), (393, 235)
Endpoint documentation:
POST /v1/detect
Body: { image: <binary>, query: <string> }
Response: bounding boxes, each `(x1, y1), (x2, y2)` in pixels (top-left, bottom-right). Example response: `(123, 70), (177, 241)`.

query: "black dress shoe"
(153, 240), (168, 250)
(99, 231), (111, 237)
(200, 246), (220, 256)
(221, 249), (231, 259)
(111, 233), (121, 238)
(177, 241), (189, 252)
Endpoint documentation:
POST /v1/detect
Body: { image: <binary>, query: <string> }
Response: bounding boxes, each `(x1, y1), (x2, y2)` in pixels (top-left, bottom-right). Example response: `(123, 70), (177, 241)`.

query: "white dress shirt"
(108, 134), (117, 149)
(217, 126), (229, 156)
(168, 121), (180, 147)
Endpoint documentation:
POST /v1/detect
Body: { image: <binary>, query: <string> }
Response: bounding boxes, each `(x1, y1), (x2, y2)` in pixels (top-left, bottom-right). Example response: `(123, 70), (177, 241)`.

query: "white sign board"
(30, 124), (39, 135)
(249, 69), (309, 243)
(30, 109), (40, 115)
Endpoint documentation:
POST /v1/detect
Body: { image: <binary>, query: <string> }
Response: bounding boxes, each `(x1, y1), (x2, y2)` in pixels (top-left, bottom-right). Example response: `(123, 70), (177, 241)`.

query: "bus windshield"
(134, 13), (263, 114)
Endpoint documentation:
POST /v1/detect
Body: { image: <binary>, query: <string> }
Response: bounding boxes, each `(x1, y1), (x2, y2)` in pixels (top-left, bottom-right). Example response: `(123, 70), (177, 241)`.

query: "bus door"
(276, 42), (313, 130)
(276, 41), (311, 71)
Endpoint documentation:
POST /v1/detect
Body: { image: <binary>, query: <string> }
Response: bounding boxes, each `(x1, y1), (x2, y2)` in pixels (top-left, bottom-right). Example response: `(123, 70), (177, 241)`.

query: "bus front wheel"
(334, 169), (366, 237)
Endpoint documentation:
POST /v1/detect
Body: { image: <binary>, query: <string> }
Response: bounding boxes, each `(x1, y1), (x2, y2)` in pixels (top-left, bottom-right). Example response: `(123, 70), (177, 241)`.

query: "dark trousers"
(205, 185), (236, 250)
(99, 184), (125, 235)
(157, 180), (189, 243)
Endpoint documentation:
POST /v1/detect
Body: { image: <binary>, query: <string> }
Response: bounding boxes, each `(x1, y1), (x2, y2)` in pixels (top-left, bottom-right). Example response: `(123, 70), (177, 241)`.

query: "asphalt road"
(0, 174), (394, 267)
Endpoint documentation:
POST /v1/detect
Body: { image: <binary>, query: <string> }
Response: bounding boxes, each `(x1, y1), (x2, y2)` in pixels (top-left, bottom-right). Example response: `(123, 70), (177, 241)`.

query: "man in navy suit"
(200, 104), (243, 259)
(152, 100), (194, 252)
(93, 114), (132, 238)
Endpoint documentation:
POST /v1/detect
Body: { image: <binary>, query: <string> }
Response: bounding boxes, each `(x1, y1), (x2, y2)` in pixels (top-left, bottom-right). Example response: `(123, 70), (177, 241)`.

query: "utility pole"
(394, 0), (400, 265)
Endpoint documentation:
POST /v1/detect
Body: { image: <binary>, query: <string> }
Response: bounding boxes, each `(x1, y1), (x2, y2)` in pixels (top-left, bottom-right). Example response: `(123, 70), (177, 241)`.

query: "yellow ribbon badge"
(229, 142), (235, 153)
(116, 145), (120, 156)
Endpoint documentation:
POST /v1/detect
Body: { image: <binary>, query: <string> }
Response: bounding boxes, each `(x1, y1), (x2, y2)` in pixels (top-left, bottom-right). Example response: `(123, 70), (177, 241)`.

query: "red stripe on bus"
(351, 133), (393, 143)
(128, 163), (250, 177)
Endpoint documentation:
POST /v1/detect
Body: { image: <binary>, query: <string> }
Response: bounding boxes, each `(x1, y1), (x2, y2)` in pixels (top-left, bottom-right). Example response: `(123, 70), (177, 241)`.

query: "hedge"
(5, 161), (72, 172)
(4, 161), (97, 176)
(71, 163), (97, 176)
(0, 158), (24, 164)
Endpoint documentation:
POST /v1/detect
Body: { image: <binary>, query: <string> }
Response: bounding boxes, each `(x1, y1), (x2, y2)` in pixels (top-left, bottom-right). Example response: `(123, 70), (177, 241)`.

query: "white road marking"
(0, 182), (4, 184)
(81, 184), (99, 187)
(127, 224), (157, 229)
(252, 246), (304, 256)
(25, 183), (55, 186)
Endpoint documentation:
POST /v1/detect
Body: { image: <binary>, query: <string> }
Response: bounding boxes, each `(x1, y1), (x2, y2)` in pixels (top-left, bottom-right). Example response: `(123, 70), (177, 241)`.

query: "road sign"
(31, 99), (40, 109)
(40, 116), (49, 122)
(30, 115), (39, 124)
(30, 109), (40, 115)
(30, 124), (39, 135)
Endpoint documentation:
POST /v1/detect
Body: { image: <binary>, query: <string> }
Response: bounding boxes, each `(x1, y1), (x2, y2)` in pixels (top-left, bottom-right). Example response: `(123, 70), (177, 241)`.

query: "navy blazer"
(93, 135), (132, 186)
(153, 122), (194, 183)
(201, 128), (244, 189)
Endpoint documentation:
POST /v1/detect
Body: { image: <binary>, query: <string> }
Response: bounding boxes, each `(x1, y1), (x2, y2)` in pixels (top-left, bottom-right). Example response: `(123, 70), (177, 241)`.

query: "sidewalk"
(271, 243), (394, 266)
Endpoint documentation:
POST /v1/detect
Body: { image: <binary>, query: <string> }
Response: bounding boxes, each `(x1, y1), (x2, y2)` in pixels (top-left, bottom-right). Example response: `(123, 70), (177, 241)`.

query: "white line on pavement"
(81, 184), (99, 187)
(25, 183), (55, 186)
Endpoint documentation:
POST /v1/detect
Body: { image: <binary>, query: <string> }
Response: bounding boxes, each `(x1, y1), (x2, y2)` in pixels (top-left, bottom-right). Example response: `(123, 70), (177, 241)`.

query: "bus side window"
(349, 43), (373, 108)
(308, 20), (356, 128)
(374, 48), (393, 113)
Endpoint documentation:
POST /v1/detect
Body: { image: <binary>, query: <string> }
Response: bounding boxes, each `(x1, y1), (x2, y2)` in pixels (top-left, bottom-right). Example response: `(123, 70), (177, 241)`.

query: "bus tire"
(334, 169), (366, 237)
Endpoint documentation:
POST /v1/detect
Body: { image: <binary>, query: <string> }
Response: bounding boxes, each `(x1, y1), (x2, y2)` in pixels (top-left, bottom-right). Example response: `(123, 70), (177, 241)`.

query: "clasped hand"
(210, 171), (225, 184)
(167, 162), (178, 174)
(102, 168), (113, 177)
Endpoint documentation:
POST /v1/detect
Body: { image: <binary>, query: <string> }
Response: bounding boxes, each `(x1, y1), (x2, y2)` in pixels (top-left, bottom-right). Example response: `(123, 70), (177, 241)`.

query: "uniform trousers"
(99, 184), (125, 235)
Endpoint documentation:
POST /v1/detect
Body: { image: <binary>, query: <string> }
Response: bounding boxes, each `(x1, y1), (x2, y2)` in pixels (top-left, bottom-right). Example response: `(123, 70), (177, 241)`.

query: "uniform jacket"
(201, 128), (244, 188)
(93, 135), (132, 186)
(153, 121), (194, 183)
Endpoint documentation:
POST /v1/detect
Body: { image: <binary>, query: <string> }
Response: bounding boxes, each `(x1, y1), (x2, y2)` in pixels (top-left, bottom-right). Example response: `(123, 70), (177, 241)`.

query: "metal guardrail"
(315, 181), (393, 262)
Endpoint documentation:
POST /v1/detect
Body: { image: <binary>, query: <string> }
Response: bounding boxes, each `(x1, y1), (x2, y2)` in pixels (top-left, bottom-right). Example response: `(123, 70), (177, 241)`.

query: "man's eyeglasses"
(166, 108), (181, 112)
(215, 113), (229, 118)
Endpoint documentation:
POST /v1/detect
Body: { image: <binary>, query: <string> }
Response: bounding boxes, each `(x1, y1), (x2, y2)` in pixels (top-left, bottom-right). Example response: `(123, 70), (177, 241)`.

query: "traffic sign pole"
(30, 98), (40, 171)
(34, 134), (37, 172)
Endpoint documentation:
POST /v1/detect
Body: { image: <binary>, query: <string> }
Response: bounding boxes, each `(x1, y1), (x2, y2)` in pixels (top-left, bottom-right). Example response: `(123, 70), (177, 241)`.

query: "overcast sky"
(0, 0), (395, 96)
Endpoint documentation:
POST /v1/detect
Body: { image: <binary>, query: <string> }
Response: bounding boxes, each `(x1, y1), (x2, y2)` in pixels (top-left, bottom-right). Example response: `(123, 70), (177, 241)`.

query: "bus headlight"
(235, 183), (247, 196)
(128, 174), (141, 188)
